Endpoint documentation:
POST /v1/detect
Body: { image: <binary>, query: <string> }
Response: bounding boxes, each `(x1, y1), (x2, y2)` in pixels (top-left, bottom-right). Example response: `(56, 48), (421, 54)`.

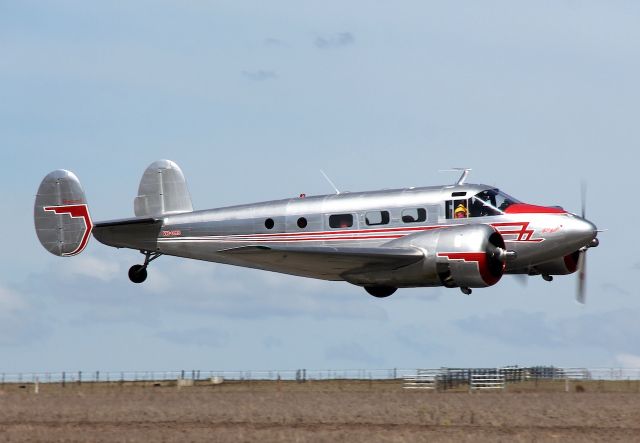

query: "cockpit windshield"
(469, 189), (520, 217)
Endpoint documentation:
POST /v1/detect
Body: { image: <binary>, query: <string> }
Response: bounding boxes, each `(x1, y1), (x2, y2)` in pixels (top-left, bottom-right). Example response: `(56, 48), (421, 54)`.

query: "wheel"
(128, 264), (147, 283)
(364, 286), (397, 298)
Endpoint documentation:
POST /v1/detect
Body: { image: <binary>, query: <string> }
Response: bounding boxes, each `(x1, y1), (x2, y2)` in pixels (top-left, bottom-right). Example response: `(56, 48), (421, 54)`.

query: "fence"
(403, 369), (439, 390)
(0, 368), (412, 385)
(1, 367), (640, 386)
(469, 374), (505, 391)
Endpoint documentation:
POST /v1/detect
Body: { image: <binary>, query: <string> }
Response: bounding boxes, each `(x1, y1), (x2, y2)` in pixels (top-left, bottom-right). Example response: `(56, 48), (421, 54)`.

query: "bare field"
(1, 380), (640, 442)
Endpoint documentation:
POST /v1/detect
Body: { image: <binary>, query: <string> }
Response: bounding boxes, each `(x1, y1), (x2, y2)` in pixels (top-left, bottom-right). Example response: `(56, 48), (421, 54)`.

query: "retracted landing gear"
(365, 286), (397, 298)
(128, 250), (162, 284)
(460, 287), (472, 295)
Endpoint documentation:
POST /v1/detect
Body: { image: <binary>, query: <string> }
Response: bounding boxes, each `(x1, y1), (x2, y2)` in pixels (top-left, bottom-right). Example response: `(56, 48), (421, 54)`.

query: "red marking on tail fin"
(43, 204), (93, 256)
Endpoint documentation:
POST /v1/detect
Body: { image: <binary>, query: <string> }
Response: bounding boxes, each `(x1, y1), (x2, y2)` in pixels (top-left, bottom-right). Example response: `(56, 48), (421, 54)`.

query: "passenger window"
(329, 214), (353, 228)
(401, 208), (427, 223)
(365, 210), (390, 226)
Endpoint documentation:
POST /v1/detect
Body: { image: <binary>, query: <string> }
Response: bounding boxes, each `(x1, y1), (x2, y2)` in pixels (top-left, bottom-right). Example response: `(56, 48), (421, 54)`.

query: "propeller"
(576, 181), (588, 304)
(576, 248), (587, 304)
(580, 180), (587, 219)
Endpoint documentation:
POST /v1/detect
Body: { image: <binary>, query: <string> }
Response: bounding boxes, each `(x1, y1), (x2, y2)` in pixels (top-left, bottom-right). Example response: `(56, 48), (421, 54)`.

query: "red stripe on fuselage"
(158, 220), (543, 244)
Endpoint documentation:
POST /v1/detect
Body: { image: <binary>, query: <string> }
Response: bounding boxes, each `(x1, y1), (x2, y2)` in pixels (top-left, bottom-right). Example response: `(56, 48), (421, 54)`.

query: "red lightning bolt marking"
(43, 204), (93, 256)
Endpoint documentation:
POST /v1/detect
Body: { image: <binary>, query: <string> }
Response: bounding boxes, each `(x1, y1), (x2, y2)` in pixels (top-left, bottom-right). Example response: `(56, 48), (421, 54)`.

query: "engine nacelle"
(533, 251), (580, 275)
(344, 224), (506, 288)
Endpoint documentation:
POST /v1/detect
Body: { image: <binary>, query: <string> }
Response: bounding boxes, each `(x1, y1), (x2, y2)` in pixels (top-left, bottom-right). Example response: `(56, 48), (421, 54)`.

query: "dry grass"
(1, 380), (639, 442)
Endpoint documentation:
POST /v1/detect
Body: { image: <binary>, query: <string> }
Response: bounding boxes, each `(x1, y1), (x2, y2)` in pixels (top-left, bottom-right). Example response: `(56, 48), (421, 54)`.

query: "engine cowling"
(344, 224), (507, 288)
(533, 251), (580, 275)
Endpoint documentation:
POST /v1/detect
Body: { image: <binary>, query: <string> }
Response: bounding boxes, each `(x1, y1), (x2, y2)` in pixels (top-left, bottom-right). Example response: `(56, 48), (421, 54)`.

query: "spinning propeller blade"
(576, 181), (588, 304)
(576, 249), (586, 304)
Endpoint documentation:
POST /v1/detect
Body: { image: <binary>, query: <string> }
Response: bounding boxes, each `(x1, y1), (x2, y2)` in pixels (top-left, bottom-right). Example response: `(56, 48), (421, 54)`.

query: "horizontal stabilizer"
(134, 160), (193, 218)
(34, 170), (92, 256)
(93, 217), (162, 251)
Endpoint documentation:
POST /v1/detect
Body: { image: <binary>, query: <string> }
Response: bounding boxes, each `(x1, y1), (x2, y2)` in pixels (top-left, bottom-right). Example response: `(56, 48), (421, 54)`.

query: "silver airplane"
(34, 160), (599, 302)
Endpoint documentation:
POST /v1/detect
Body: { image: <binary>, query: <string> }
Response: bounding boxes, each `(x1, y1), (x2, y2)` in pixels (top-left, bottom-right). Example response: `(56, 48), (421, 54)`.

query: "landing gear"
(128, 250), (162, 284)
(365, 286), (397, 298)
(128, 264), (147, 283)
(460, 287), (472, 295)
(542, 274), (553, 282)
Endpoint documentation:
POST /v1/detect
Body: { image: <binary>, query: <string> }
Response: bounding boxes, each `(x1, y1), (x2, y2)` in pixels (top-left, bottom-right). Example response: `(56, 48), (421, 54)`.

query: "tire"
(364, 286), (397, 298)
(128, 264), (147, 283)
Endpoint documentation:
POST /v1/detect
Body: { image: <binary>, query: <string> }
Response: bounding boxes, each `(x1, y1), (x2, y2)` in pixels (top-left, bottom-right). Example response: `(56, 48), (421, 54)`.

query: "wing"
(219, 244), (424, 281)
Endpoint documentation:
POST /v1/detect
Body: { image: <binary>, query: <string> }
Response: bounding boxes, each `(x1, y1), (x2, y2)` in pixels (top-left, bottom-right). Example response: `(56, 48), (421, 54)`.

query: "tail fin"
(34, 170), (93, 256)
(133, 160), (193, 217)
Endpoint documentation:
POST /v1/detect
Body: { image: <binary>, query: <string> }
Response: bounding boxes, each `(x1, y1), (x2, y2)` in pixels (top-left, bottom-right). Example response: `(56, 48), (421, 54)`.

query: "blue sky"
(2, 1), (639, 373)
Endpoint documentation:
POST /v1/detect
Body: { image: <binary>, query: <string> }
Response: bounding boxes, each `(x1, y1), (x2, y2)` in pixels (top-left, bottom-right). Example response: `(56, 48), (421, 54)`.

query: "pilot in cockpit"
(454, 203), (468, 218)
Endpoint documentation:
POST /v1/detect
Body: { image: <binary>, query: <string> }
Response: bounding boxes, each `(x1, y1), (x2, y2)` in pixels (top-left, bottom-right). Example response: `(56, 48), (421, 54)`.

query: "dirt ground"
(0, 380), (639, 442)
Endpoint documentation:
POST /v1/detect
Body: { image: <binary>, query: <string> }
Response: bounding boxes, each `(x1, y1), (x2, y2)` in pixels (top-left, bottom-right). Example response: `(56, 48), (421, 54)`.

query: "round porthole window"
(297, 217), (307, 229)
(265, 218), (274, 229)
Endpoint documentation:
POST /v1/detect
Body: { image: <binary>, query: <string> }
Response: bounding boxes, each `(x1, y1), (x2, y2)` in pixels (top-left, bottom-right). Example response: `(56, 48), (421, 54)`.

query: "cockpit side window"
(446, 200), (469, 219)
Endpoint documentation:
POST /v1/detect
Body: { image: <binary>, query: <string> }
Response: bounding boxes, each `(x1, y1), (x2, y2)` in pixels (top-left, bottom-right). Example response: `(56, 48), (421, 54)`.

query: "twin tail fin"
(34, 170), (93, 256)
(34, 159), (193, 257)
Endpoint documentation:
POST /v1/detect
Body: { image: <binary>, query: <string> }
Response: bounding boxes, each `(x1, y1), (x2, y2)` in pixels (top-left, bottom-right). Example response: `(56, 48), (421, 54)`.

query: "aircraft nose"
(572, 217), (598, 248)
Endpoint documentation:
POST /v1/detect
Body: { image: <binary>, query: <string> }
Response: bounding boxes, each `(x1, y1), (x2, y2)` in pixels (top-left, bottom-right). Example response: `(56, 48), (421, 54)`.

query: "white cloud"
(61, 254), (121, 282)
(395, 325), (446, 357)
(156, 327), (229, 348)
(0, 284), (26, 313)
(145, 259), (388, 320)
(456, 309), (640, 355)
(314, 32), (355, 49)
(242, 70), (277, 81)
(0, 284), (48, 346)
(615, 353), (640, 368)
(324, 342), (384, 366)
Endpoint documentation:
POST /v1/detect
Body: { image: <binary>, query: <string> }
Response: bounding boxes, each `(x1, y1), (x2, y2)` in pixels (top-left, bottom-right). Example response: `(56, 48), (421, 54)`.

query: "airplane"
(34, 160), (599, 302)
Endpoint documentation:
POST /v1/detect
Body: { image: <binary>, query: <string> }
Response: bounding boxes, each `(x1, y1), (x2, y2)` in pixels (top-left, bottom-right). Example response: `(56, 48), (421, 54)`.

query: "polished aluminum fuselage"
(112, 183), (596, 282)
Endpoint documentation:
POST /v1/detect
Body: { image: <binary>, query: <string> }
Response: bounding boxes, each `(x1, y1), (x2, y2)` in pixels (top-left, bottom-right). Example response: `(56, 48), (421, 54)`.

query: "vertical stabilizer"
(34, 170), (93, 256)
(134, 160), (193, 217)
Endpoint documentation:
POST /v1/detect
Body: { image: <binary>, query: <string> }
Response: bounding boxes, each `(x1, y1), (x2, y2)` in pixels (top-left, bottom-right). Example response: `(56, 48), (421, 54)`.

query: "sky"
(2, 0), (640, 374)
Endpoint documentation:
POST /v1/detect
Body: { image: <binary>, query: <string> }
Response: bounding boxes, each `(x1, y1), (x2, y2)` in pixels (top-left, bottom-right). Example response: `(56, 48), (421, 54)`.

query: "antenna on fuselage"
(440, 168), (472, 186)
(320, 170), (341, 195)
